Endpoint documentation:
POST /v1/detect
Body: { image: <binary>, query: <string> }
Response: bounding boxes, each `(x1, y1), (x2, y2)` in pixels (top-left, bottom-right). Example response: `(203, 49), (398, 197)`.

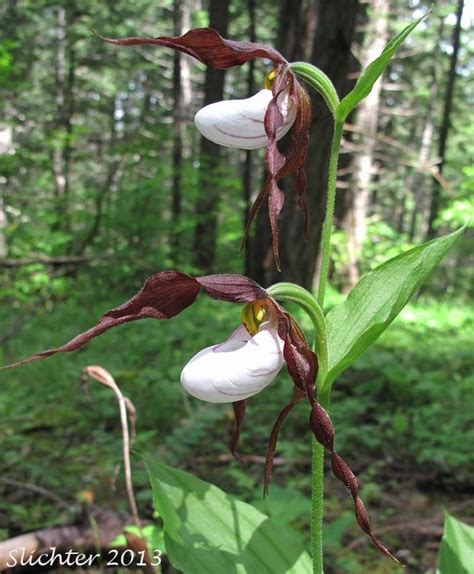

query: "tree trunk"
(339, 0), (389, 291)
(0, 125), (12, 259)
(171, 0), (192, 260)
(243, 0), (257, 276)
(426, 0), (464, 239)
(0, 193), (6, 259)
(408, 72), (438, 241)
(192, 0), (231, 272)
(51, 6), (76, 238)
(247, 0), (360, 289)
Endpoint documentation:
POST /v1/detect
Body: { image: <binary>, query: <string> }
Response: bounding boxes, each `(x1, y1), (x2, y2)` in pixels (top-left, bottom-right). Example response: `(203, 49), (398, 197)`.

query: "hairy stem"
(312, 120), (344, 574)
(317, 121), (344, 307)
(311, 383), (330, 574)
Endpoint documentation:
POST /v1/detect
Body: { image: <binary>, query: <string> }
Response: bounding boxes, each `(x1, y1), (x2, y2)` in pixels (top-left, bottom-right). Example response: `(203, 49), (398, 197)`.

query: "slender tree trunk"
(0, 125), (12, 259)
(243, 0), (257, 276)
(427, 0), (464, 238)
(247, 0), (360, 289)
(76, 99), (122, 254)
(408, 80), (437, 241)
(52, 6), (76, 238)
(192, 0), (231, 272)
(339, 0), (389, 291)
(0, 193), (6, 259)
(171, 0), (192, 260)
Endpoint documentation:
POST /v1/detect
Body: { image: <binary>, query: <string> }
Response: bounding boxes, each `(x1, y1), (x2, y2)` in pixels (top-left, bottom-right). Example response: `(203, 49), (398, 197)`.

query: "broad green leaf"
(336, 15), (424, 121)
(145, 457), (311, 574)
(437, 512), (474, 574)
(325, 227), (464, 384)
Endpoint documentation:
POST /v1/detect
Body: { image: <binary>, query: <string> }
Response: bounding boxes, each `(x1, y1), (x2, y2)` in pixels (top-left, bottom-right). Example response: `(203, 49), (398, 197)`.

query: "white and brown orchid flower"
(101, 28), (312, 269)
(194, 87), (297, 150)
(3, 270), (397, 562)
(181, 301), (285, 403)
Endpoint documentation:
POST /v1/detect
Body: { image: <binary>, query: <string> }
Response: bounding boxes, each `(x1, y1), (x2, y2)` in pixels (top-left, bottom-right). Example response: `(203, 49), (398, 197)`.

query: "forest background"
(0, 0), (473, 573)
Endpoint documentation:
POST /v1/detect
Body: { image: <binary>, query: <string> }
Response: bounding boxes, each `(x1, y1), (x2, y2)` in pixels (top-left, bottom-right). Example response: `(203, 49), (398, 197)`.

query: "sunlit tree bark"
(243, 0), (257, 276)
(339, 0), (389, 291)
(51, 6), (76, 238)
(248, 0), (360, 290)
(0, 126), (10, 259)
(427, 0), (464, 239)
(171, 0), (192, 259)
(192, 0), (231, 272)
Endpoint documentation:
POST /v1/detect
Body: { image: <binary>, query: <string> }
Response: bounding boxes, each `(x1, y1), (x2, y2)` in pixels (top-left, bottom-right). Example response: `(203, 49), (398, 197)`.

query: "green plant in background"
(2, 13), (467, 574)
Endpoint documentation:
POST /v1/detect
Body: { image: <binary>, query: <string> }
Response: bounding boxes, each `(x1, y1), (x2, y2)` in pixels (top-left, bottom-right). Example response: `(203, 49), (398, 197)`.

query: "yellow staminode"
(264, 69), (278, 90)
(241, 300), (269, 335)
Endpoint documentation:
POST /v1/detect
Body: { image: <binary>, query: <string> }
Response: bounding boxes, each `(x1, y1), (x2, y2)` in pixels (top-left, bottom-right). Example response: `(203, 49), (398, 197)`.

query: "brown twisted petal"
(1, 272), (268, 369)
(310, 402), (401, 563)
(256, 299), (399, 563)
(259, 304), (317, 489)
(243, 68), (312, 268)
(279, 310), (318, 395)
(230, 399), (247, 462)
(100, 27), (286, 69)
(263, 386), (306, 495)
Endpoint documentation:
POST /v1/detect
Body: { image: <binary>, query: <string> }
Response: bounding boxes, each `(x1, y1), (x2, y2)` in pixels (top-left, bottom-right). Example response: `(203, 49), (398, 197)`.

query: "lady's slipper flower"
(181, 308), (285, 403)
(4, 270), (397, 562)
(194, 88), (297, 150)
(101, 28), (312, 268)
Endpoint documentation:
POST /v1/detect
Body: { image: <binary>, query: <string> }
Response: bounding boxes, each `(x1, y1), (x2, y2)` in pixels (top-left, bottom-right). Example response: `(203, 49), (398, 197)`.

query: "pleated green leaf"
(145, 457), (311, 574)
(325, 227), (464, 384)
(437, 512), (474, 574)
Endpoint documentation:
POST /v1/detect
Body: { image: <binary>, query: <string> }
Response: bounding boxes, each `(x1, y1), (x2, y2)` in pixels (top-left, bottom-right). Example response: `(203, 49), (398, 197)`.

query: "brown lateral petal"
(263, 386), (305, 495)
(279, 312), (318, 395)
(276, 78), (311, 242)
(246, 68), (311, 267)
(101, 27), (286, 69)
(197, 274), (267, 303)
(2, 272), (269, 369)
(229, 399), (247, 462)
(266, 301), (397, 562)
(267, 180), (286, 270)
(310, 402), (401, 564)
(277, 77), (311, 181)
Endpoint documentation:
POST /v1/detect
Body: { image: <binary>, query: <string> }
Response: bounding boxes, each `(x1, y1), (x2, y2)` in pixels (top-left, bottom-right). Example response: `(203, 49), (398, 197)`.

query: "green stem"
(267, 283), (328, 383)
(267, 283), (330, 573)
(317, 121), (344, 307)
(268, 116), (344, 574)
(312, 120), (344, 574)
(311, 380), (330, 574)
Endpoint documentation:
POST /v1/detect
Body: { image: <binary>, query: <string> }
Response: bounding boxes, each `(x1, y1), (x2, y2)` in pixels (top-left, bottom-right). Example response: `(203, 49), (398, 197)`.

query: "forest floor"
(0, 290), (473, 573)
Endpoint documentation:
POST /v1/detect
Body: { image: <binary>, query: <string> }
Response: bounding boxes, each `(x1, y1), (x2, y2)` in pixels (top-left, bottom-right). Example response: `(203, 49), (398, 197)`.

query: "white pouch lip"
(194, 89), (297, 150)
(180, 323), (285, 403)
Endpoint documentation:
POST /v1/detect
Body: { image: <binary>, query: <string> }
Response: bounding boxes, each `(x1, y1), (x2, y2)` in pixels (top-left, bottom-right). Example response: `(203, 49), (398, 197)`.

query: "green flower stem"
(317, 120), (344, 308)
(269, 100), (344, 573)
(290, 62), (340, 118)
(310, 119), (344, 574)
(311, 379), (331, 574)
(267, 283), (330, 573)
(267, 283), (328, 384)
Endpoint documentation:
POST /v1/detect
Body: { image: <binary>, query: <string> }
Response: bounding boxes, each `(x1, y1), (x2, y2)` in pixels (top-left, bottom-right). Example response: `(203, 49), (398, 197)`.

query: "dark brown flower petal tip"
(1, 272), (268, 369)
(100, 27), (286, 69)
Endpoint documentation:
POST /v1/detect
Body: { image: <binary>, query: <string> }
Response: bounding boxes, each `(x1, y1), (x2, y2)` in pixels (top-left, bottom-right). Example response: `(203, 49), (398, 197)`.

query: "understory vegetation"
(1, 283), (472, 572)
